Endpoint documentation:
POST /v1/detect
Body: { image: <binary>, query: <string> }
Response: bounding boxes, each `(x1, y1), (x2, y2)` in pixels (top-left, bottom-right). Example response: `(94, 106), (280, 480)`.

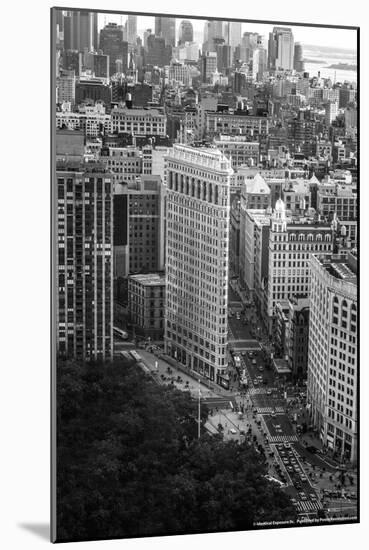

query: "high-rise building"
(80, 51), (110, 79)
(111, 174), (165, 278)
(251, 48), (267, 80)
(239, 209), (270, 309)
(178, 20), (194, 45)
(325, 101), (339, 126)
(62, 10), (98, 52)
(294, 43), (304, 72)
(240, 32), (259, 63)
(339, 86), (356, 109)
(126, 14), (137, 45)
(268, 27), (294, 71)
(307, 251), (357, 462)
(165, 144), (233, 386)
(56, 161), (114, 361)
(155, 16), (176, 47)
(216, 43), (232, 73)
(200, 51), (217, 83)
(99, 23), (128, 76)
(203, 20), (225, 52)
(56, 70), (76, 105)
(62, 50), (80, 75)
(266, 199), (334, 331)
(224, 21), (242, 51)
(128, 176), (165, 274)
(146, 35), (172, 66)
(285, 296), (310, 381)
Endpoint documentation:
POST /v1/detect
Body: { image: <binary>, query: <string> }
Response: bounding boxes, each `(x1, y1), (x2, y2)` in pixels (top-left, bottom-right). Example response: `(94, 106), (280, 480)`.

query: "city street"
(122, 280), (357, 520)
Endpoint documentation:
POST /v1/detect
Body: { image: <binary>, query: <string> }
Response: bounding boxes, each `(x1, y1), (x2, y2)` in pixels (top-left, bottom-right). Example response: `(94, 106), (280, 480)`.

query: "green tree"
(56, 358), (296, 541)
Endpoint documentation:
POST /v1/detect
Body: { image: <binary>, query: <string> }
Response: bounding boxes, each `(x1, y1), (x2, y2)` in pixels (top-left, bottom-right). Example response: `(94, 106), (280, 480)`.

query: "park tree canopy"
(56, 358), (296, 541)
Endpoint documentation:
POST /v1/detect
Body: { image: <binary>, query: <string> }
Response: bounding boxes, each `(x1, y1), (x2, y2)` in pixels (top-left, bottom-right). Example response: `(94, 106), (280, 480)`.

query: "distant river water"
(303, 47), (357, 84)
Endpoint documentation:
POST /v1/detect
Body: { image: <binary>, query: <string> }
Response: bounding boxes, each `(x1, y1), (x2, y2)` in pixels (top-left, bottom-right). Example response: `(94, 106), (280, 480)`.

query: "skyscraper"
(126, 14), (137, 46)
(224, 21), (242, 51)
(294, 42), (304, 72)
(63, 10), (98, 52)
(200, 51), (217, 83)
(99, 23), (128, 76)
(56, 161), (114, 362)
(307, 251), (357, 462)
(203, 20), (224, 52)
(178, 20), (194, 45)
(268, 27), (294, 71)
(165, 144), (233, 385)
(155, 16), (176, 47)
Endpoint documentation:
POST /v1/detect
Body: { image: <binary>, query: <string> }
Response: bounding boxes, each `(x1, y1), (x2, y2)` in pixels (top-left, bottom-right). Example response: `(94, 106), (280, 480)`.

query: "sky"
(96, 13), (357, 53)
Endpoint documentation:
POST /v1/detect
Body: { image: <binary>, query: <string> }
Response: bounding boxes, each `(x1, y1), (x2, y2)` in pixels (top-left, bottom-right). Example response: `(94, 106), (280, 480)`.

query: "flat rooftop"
(315, 253), (357, 282)
(129, 272), (166, 286)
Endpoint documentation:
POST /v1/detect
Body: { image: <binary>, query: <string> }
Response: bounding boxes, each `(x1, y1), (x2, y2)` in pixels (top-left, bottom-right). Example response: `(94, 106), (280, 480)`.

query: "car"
(258, 366), (264, 372)
(287, 466), (294, 472)
(248, 351), (254, 358)
(266, 389), (272, 395)
(241, 351), (246, 356)
(253, 379), (259, 386)
(252, 359), (257, 365)
(284, 442), (291, 449)
(300, 475), (307, 481)
(230, 428), (237, 434)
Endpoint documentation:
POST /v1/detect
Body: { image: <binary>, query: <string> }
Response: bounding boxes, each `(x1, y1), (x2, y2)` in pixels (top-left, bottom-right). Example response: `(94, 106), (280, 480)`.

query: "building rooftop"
(167, 144), (233, 172)
(111, 107), (165, 117)
(284, 178), (310, 194)
(129, 272), (166, 286)
(244, 173), (271, 195)
(314, 253), (357, 284)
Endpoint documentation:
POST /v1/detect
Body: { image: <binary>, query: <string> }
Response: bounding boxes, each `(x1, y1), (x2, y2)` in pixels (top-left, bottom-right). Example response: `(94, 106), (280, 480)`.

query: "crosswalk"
(268, 434), (298, 443)
(296, 500), (322, 512)
(256, 406), (285, 413)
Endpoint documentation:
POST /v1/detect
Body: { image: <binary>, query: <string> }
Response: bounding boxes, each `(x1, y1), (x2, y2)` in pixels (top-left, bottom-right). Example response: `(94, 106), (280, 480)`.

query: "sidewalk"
(160, 353), (234, 397)
(139, 350), (221, 399)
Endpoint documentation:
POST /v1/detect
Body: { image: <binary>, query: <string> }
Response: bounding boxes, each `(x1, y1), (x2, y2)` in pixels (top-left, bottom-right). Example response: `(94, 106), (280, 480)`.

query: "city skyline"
(95, 13), (357, 53)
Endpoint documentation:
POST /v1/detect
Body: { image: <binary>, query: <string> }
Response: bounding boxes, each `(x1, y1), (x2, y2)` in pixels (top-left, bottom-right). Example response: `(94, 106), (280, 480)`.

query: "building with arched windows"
(266, 199), (334, 332)
(164, 144), (233, 386)
(307, 251), (357, 463)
